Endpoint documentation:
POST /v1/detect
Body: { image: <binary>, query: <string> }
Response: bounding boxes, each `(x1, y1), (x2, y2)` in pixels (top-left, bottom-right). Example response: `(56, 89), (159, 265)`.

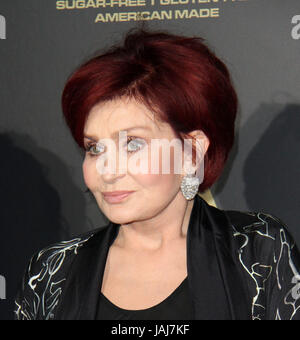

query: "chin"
(105, 210), (138, 225)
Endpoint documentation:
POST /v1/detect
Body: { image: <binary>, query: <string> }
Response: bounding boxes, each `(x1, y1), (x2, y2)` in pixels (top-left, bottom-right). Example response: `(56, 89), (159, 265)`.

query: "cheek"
(133, 173), (178, 189)
(82, 157), (97, 188)
(129, 143), (181, 189)
(131, 148), (181, 191)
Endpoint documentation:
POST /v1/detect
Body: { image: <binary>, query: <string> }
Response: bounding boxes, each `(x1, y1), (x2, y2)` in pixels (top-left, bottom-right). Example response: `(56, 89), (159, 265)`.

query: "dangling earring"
(180, 172), (200, 200)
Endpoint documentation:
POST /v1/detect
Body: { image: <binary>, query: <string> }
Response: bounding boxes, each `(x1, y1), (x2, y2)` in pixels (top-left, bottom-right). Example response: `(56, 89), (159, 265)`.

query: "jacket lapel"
(54, 223), (121, 320)
(193, 196), (251, 320)
(186, 194), (230, 319)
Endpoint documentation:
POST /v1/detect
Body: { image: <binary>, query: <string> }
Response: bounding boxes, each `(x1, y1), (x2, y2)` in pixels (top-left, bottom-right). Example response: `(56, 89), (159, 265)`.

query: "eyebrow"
(84, 126), (152, 142)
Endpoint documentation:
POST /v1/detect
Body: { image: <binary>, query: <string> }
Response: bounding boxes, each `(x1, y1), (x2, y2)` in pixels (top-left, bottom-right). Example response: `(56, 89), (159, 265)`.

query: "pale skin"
(82, 96), (210, 310)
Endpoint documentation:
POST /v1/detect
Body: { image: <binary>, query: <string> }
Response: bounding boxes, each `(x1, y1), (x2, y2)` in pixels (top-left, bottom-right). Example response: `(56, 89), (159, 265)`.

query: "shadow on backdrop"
(243, 103), (300, 245)
(209, 102), (241, 205)
(0, 132), (86, 319)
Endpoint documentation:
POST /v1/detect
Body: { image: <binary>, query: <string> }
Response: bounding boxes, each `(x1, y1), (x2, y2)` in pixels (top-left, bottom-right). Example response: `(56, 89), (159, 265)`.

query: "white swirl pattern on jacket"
(232, 212), (300, 320)
(14, 235), (94, 320)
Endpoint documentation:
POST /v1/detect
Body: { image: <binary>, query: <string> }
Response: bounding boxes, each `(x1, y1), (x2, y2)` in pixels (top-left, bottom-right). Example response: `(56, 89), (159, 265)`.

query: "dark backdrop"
(0, 0), (299, 319)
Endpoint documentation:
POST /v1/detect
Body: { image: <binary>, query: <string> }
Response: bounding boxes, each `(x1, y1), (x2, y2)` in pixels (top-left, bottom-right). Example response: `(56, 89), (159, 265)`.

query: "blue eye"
(85, 137), (145, 157)
(86, 143), (105, 156)
(127, 137), (145, 153)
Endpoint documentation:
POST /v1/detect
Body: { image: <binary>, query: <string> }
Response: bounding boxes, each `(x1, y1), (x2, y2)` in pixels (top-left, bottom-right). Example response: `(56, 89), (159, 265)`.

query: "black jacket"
(14, 195), (300, 320)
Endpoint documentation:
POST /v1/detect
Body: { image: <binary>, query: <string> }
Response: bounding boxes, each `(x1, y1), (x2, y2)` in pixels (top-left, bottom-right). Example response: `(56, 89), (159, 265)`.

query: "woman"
(15, 27), (300, 320)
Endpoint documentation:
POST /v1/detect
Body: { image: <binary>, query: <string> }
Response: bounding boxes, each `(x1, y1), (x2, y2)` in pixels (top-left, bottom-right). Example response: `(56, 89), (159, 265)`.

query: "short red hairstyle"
(62, 27), (238, 193)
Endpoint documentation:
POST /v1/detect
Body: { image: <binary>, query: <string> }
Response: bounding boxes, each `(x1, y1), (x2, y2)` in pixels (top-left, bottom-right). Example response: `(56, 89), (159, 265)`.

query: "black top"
(96, 276), (194, 320)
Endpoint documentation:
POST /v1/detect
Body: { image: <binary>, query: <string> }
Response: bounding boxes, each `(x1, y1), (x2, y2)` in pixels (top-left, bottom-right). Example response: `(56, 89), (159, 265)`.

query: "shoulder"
(224, 208), (288, 235)
(14, 224), (108, 320)
(26, 226), (102, 277)
(35, 227), (101, 261)
(223, 209), (297, 257)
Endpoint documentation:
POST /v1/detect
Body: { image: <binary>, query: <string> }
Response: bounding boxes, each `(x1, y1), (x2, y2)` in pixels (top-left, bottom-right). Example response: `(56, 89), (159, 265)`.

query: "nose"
(96, 147), (127, 183)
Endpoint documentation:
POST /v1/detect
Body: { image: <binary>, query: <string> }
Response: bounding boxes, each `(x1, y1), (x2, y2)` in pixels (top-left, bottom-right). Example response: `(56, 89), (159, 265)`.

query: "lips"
(102, 191), (135, 203)
(102, 191), (134, 197)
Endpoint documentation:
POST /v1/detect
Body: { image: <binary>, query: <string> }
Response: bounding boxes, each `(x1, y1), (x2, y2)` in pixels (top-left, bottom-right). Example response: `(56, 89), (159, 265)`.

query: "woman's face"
(82, 96), (191, 225)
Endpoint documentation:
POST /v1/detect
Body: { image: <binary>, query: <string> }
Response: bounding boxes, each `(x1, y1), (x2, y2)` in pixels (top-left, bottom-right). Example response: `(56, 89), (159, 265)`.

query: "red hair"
(62, 27), (238, 193)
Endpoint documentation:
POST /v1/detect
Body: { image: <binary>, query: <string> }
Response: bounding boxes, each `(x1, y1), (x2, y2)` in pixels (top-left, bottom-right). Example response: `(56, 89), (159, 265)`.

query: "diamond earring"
(180, 172), (200, 200)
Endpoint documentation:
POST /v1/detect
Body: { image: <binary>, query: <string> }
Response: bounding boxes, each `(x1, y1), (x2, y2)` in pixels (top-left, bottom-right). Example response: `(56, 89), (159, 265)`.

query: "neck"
(114, 193), (195, 252)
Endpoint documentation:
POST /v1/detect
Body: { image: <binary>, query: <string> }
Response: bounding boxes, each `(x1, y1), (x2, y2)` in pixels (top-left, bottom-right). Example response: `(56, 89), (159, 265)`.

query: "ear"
(187, 130), (210, 155)
(181, 130), (210, 175)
